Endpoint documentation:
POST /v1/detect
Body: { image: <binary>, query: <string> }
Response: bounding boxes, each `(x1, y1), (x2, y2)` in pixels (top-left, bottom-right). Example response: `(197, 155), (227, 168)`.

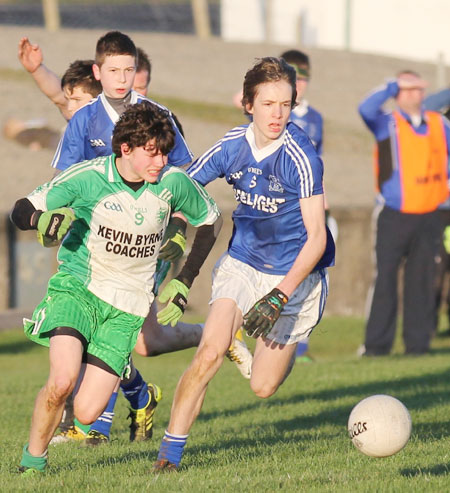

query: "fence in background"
(0, 0), (220, 36)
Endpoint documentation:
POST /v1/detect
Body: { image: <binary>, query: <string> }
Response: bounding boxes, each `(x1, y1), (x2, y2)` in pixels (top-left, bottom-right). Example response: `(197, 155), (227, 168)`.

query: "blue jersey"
(188, 122), (335, 275)
(51, 90), (193, 171)
(290, 101), (323, 155)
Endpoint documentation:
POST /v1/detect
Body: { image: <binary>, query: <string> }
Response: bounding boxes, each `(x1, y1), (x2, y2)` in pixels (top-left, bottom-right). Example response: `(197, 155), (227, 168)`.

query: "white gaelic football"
(348, 394), (412, 457)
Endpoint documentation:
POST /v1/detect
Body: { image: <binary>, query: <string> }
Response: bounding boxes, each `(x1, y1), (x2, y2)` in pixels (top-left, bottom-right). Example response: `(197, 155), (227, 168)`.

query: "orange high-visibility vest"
(374, 111), (448, 213)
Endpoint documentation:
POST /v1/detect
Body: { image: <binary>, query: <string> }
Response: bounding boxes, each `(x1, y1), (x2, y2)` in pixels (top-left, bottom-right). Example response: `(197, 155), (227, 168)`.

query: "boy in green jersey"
(11, 101), (222, 474)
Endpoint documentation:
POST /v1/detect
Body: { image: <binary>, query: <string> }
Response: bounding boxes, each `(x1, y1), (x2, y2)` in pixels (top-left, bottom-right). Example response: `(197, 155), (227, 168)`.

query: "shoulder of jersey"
(220, 125), (247, 145)
(307, 105), (323, 121)
(71, 95), (101, 121)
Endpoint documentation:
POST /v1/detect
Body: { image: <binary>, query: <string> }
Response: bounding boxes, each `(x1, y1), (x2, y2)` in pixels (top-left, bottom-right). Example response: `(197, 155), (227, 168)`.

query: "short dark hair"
(137, 47), (152, 84)
(61, 59), (102, 97)
(242, 57), (297, 115)
(95, 31), (137, 67)
(112, 101), (175, 157)
(280, 49), (310, 69)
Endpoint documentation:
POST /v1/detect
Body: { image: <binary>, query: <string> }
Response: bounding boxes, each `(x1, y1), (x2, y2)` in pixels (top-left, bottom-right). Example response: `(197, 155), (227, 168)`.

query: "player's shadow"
(400, 463), (450, 477)
(0, 339), (35, 354)
(197, 366), (450, 425)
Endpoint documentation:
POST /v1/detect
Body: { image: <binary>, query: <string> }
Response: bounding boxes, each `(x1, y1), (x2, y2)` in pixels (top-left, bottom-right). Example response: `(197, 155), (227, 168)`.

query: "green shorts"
(24, 271), (145, 376)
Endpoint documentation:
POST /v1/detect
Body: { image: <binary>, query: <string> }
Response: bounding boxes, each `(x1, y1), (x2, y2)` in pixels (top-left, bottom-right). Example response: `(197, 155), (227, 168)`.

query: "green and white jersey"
(28, 154), (220, 317)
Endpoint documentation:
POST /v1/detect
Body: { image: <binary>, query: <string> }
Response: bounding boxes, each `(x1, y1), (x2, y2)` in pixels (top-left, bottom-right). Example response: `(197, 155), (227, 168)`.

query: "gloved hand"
(243, 288), (289, 339)
(32, 208), (75, 241)
(158, 222), (187, 262)
(37, 231), (61, 248)
(444, 226), (450, 254)
(157, 279), (190, 327)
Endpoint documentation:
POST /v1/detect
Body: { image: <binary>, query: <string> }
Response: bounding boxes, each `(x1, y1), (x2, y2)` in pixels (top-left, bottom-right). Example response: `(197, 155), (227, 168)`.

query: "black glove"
(158, 217), (187, 262)
(243, 288), (289, 339)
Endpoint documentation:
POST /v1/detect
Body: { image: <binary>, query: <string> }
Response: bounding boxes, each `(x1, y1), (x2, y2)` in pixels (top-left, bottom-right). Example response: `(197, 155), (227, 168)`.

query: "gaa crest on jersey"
(269, 175), (284, 193)
(157, 207), (168, 224)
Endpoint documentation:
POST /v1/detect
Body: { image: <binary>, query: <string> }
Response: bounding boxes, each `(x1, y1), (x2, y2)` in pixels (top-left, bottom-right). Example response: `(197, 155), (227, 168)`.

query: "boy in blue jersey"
(51, 31), (192, 172)
(153, 57), (335, 472)
(12, 101), (222, 475)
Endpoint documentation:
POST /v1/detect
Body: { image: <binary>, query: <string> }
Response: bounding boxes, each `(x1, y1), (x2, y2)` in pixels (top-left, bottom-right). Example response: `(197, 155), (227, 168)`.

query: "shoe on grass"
(128, 383), (162, 442)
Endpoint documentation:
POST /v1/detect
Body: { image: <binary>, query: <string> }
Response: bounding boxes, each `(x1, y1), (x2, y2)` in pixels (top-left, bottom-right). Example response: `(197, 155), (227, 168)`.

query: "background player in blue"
(11, 101), (221, 474)
(51, 30), (192, 172)
(280, 49), (328, 362)
(153, 57), (335, 472)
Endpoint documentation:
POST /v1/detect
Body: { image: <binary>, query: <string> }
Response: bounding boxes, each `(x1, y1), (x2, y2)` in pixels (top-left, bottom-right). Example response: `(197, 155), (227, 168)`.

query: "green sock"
(74, 417), (90, 434)
(20, 444), (47, 472)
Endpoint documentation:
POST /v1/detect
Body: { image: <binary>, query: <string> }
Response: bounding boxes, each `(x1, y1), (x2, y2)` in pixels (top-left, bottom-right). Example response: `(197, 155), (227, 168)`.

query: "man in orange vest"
(358, 71), (450, 356)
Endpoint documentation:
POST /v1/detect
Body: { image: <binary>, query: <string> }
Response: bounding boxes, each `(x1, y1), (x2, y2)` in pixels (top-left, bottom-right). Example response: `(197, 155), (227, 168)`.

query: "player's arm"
(10, 197), (75, 242)
(157, 214), (223, 326)
(18, 37), (69, 120)
(244, 194), (327, 339)
(156, 173), (222, 325)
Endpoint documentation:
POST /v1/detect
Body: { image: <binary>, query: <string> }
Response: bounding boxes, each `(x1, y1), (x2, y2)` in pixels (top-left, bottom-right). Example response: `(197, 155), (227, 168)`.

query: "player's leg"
(135, 302), (253, 378)
(250, 339), (297, 398)
(250, 268), (329, 397)
(82, 380), (120, 446)
(154, 298), (241, 471)
(73, 364), (120, 425)
(120, 358), (162, 442)
(134, 302), (203, 356)
(20, 333), (83, 473)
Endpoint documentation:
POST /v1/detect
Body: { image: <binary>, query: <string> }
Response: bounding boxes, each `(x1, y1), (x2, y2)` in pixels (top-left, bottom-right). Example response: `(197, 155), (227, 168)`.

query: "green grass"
(1, 316), (450, 491)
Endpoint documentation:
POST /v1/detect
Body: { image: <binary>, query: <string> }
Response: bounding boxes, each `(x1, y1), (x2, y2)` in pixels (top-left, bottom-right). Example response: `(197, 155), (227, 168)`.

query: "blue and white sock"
(157, 430), (188, 467)
(296, 341), (309, 357)
(120, 370), (149, 409)
(89, 392), (118, 437)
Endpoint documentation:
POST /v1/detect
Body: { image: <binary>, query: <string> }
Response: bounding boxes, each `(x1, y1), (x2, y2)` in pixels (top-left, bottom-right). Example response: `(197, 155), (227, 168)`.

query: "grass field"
(1, 316), (450, 492)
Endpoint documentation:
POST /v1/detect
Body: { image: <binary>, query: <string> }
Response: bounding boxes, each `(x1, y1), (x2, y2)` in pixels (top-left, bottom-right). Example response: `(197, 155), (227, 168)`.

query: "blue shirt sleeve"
(424, 88), (450, 112)
(51, 113), (87, 171)
(358, 80), (399, 141)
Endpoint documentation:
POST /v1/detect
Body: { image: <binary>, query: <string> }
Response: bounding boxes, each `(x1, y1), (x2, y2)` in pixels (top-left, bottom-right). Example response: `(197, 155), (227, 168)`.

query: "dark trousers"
(365, 206), (441, 355)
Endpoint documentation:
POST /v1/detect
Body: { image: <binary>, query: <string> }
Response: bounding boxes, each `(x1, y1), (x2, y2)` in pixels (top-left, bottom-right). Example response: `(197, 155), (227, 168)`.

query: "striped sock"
(157, 430), (188, 467)
(120, 370), (149, 409)
(89, 392), (118, 437)
(296, 341), (309, 357)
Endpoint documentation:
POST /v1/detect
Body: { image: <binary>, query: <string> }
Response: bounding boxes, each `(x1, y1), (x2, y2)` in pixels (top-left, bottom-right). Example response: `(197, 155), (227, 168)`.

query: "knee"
(46, 375), (74, 406)
(249, 379), (278, 399)
(194, 345), (222, 375)
(74, 402), (100, 425)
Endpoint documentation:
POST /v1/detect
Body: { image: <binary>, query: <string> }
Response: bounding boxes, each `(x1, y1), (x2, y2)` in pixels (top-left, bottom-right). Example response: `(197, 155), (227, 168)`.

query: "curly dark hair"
(112, 101), (176, 157)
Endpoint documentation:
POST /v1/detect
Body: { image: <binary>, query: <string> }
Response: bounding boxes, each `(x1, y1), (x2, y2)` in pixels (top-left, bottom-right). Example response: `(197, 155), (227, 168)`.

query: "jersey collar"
(100, 90), (142, 124)
(245, 123), (286, 162)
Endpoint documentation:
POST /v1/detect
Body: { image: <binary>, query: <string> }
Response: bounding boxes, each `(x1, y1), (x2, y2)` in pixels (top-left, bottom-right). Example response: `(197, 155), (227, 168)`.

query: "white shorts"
(210, 254), (329, 345)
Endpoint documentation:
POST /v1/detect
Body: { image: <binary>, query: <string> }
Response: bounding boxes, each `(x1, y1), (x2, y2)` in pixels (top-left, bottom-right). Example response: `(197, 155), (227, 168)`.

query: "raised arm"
(18, 37), (70, 120)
